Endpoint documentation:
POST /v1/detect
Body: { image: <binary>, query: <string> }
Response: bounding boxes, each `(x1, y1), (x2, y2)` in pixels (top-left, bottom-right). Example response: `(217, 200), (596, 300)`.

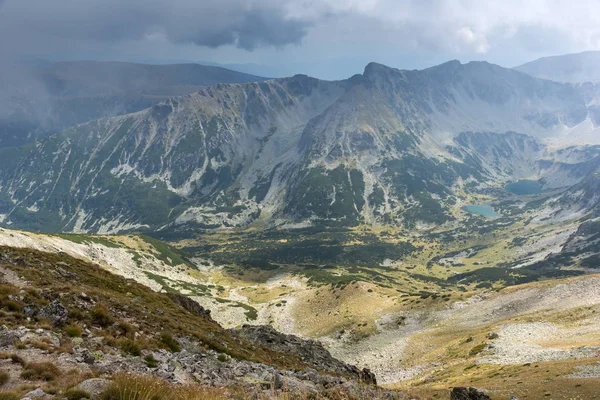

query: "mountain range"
(0, 59), (599, 234)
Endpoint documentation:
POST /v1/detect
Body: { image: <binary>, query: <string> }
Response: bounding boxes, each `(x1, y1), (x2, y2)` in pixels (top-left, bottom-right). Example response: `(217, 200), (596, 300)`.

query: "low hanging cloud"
(0, 0), (312, 51)
(2, 0), (600, 69)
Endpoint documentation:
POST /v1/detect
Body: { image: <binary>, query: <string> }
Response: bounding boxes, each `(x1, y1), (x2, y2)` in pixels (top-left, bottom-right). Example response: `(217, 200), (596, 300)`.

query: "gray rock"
(75, 378), (112, 398)
(22, 304), (37, 317)
(0, 325), (17, 347)
(37, 299), (68, 326)
(236, 325), (376, 384)
(23, 388), (46, 398)
(71, 337), (84, 345)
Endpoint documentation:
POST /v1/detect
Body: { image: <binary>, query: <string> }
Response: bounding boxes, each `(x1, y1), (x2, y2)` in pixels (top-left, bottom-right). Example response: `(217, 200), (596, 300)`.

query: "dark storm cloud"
(0, 0), (310, 51)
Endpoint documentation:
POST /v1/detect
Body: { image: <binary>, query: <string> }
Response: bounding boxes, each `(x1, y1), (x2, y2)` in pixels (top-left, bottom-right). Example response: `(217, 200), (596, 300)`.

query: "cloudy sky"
(1, 0), (599, 79)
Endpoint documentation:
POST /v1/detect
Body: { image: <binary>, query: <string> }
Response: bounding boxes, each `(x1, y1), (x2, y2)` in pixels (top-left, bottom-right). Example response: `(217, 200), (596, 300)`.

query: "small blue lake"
(462, 204), (499, 218)
(505, 180), (542, 195)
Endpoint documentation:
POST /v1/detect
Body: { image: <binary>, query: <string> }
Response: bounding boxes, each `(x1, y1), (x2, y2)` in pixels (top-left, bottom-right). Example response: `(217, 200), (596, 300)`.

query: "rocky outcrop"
(0, 324), (392, 398)
(236, 325), (376, 384)
(168, 293), (213, 320)
(37, 299), (69, 326)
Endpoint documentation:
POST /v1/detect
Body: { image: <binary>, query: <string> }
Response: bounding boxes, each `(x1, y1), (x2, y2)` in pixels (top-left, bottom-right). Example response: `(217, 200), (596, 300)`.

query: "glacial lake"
(462, 204), (499, 218)
(505, 179), (542, 195)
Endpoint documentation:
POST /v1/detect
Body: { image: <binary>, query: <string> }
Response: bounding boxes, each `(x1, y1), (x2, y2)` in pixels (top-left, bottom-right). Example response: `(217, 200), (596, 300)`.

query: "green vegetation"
(231, 303), (258, 321)
(90, 304), (114, 328)
(140, 235), (193, 267)
(54, 234), (122, 248)
(159, 333), (181, 353)
(144, 354), (158, 368)
(64, 324), (83, 337)
(469, 343), (487, 356)
(190, 229), (417, 273)
(120, 339), (142, 356)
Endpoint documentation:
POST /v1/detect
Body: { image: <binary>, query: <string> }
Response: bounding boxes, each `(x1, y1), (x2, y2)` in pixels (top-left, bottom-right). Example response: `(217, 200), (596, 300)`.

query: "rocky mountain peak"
(362, 62), (400, 81)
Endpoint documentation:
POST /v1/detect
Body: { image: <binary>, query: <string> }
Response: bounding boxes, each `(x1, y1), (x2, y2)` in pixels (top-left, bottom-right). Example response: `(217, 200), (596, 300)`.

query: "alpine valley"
(2, 55), (600, 399)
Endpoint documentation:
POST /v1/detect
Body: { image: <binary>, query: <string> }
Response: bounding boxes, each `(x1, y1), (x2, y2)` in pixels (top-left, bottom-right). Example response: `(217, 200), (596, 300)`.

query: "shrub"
(20, 362), (61, 381)
(90, 305), (113, 327)
(0, 371), (8, 386)
(9, 354), (24, 365)
(120, 340), (142, 356)
(116, 321), (135, 337)
(65, 389), (91, 400)
(159, 333), (180, 353)
(0, 392), (18, 400)
(64, 324), (83, 338)
(217, 354), (228, 362)
(2, 301), (22, 312)
(469, 343), (487, 356)
(144, 354), (158, 368)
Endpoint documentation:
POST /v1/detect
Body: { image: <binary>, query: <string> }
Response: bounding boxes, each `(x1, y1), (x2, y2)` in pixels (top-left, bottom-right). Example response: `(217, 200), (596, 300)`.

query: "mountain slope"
(43, 61), (267, 97)
(0, 244), (393, 398)
(2, 61), (600, 233)
(515, 51), (600, 83)
(0, 61), (267, 147)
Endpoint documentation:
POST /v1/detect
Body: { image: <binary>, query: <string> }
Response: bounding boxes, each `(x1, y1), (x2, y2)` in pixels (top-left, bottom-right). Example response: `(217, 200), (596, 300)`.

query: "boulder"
(0, 325), (17, 347)
(22, 388), (46, 398)
(37, 299), (68, 326)
(75, 378), (112, 398)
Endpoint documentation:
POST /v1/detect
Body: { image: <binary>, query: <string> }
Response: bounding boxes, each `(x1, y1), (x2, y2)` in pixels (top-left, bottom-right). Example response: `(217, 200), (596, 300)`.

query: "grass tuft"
(20, 362), (61, 381)
(65, 389), (91, 400)
(0, 371), (8, 386)
(159, 333), (180, 353)
(100, 374), (228, 400)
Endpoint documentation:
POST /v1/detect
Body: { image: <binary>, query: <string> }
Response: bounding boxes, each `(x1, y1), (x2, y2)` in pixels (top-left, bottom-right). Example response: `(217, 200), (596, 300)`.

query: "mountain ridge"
(0, 60), (268, 148)
(515, 50), (600, 83)
(1, 60), (599, 234)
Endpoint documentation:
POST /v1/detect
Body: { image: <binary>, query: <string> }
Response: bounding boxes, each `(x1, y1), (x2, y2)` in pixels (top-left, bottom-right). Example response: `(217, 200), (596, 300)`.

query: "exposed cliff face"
(1, 61), (600, 234)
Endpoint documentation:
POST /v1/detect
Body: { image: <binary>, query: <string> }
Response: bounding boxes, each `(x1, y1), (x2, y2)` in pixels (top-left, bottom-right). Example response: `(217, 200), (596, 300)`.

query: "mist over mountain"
(0, 60), (266, 147)
(515, 51), (600, 83)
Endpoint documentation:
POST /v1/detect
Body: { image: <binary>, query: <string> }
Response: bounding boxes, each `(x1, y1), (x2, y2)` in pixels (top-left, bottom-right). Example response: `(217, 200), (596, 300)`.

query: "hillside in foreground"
(0, 245), (406, 400)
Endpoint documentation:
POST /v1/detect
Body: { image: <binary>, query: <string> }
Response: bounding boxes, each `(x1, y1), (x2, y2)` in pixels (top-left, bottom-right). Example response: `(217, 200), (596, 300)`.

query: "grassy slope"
(0, 245), (310, 370)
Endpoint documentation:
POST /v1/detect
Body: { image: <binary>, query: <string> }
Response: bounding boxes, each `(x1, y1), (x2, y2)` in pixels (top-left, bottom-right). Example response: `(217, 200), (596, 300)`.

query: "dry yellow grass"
(399, 357), (600, 400)
(103, 373), (415, 400)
